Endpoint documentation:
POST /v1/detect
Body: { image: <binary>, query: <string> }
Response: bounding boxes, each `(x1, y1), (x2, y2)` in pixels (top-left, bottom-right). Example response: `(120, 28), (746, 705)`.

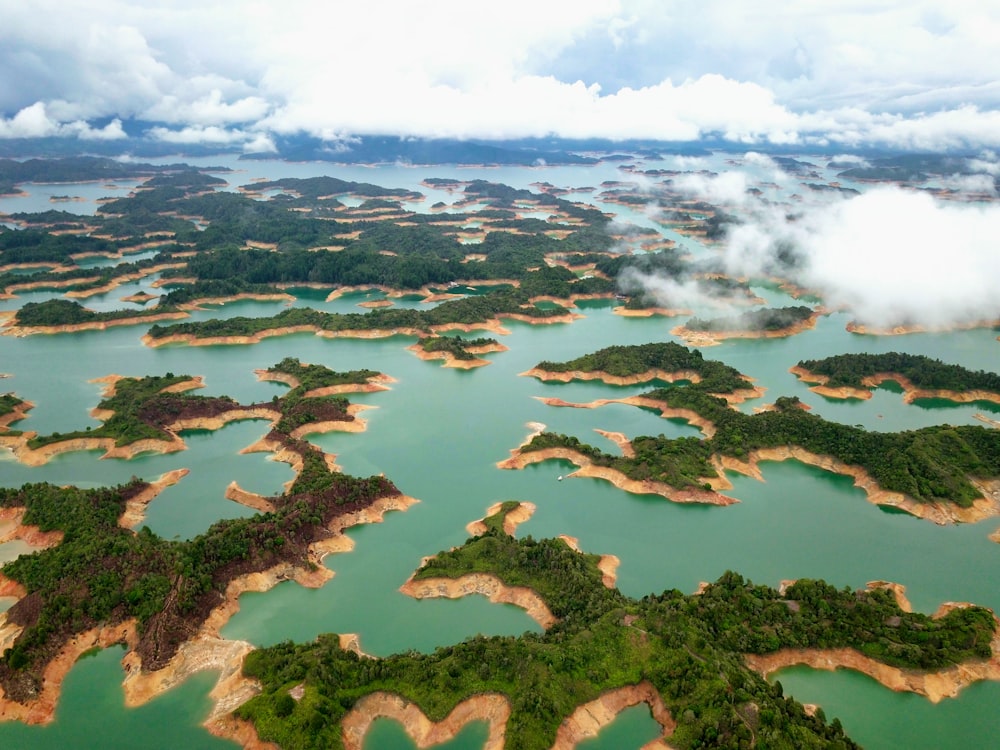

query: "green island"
(794, 352), (1000, 397)
(418, 335), (501, 361)
(0, 363), (400, 701)
(522, 390), (1000, 508)
(234, 503), (994, 749)
(145, 287), (575, 344)
(532, 341), (759, 396)
(684, 306), (815, 333)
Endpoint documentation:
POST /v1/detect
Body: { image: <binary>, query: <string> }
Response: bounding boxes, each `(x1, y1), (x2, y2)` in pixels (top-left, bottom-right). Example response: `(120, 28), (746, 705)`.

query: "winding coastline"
(790, 365), (1000, 405)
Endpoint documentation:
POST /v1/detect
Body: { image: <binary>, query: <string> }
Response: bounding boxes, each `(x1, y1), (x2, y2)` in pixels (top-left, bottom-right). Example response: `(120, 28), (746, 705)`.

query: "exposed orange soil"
(399, 573), (556, 630)
(0, 490), (417, 729)
(3, 310), (188, 337)
(341, 692), (511, 750)
(119, 468), (191, 529)
(465, 501), (537, 537)
(847, 319), (1000, 336)
(406, 340), (509, 369)
(613, 306), (692, 318)
(719, 447), (1000, 525)
(497, 445), (736, 507)
(670, 311), (823, 348)
(253, 367), (395, 398)
(0, 507), (63, 550)
(64, 263), (186, 299)
(790, 365), (1000, 405)
(551, 682), (677, 749)
(745, 609), (1000, 703)
(557, 535), (620, 589)
(175, 292), (296, 310)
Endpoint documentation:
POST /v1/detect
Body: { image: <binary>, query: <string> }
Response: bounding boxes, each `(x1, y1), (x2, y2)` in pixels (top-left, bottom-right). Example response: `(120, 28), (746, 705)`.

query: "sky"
(3, 0), (1000, 150)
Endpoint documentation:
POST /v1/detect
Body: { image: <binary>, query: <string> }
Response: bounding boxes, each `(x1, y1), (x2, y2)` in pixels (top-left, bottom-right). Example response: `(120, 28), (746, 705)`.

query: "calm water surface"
(0, 157), (997, 748)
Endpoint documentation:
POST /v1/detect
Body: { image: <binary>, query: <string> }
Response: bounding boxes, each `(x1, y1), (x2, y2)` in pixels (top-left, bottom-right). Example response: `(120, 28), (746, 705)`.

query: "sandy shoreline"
(465, 501), (536, 537)
(0, 492), (418, 732)
(719, 447), (1000, 525)
(497, 445), (737, 507)
(0, 406), (281, 467)
(522, 368), (763, 404)
(400, 572), (557, 629)
(341, 692), (511, 750)
(846, 319), (1000, 336)
(339, 681), (678, 750)
(406, 340), (509, 369)
(790, 365), (1000, 405)
(3, 310), (189, 337)
(670, 311), (822, 347)
(745, 612), (1000, 704)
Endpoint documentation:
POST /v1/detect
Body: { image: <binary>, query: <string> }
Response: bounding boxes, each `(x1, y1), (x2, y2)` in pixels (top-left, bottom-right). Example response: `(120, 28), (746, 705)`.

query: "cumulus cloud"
(0, 1), (999, 147)
(0, 102), (126, 140)
(722, 186), (1000, 327)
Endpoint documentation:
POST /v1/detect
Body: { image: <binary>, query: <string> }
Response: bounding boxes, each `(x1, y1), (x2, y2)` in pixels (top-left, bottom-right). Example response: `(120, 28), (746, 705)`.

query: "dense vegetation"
(797, 352), (1000, 395)
(534, 342), (757, 395)
(24, 374), (239, 450)
(418, 335), (499, 361)
(14, 299), (179, 328)
(0, 363), (400, 700)
(236, 506), (994, 749)
(523, 393), (1000, 507)
(147, 288), (573, 341)
(685, 306), (814, 333)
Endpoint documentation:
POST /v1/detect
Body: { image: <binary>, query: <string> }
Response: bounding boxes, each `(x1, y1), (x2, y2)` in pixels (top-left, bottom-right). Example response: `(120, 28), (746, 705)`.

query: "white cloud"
(0, 102), (126, 140)
(0, 1), (999, 147)
(722, 186), (1000, 326)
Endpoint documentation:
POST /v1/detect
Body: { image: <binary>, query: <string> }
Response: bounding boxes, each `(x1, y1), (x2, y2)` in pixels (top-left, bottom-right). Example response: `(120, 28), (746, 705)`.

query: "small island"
(523, 341), (764, 403)
(792, 352), (1000, 405)
(407, 335), (508, 368)
(672, 306), (821, 347)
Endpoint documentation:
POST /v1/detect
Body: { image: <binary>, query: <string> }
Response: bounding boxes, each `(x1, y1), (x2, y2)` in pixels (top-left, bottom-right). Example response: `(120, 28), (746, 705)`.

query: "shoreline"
(465, 502), (536, 537)
(670, 311), (822, 348)
(406, 341), (509, 369)
(498, 426), (999, 523)
(790, 365), (1000, 405)
(745, 613), (1000, 704)
(0, 492), (418, 730)
(557, 535), (620, 589)
(118, 468), (191, 529)
(341, 692), (511, 750)
(718, 447), (1000, 525)
(846, 319), (1000, 336)
(3, 310), (189, 337)
(522, 368), (763, 404)
(497, 445), (737, 506)
(399, 573), (557, 630)
(0, 406), (281, 467)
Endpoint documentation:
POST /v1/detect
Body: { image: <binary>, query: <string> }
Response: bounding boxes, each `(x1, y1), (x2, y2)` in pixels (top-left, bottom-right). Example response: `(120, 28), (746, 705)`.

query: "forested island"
(408, 335), (507, 368)
(793, 352), (1000, 404)
(526, 341), (762, 400)
(3, 154), (1000, 749)
(508, 342), (1000, 517)
(143, 289), (579, 346)
(673, 306), (819, 345)
(0, 362), (411, 708)
(512, 390), (1000, 516)
(233, 503), (996, 750)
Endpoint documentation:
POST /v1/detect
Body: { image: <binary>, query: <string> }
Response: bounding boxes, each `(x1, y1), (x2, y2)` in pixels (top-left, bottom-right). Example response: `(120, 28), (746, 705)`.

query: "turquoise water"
(0, 647), (235, 749)
(0, 158), (998, 748)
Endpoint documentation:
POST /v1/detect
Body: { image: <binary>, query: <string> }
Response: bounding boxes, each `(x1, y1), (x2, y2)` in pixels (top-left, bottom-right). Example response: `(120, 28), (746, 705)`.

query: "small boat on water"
(557, 475), (563, 481)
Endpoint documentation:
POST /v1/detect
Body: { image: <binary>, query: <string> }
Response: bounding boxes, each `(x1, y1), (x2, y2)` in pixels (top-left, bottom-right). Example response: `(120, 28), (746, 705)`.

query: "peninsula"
(232, 505), (997, 750)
